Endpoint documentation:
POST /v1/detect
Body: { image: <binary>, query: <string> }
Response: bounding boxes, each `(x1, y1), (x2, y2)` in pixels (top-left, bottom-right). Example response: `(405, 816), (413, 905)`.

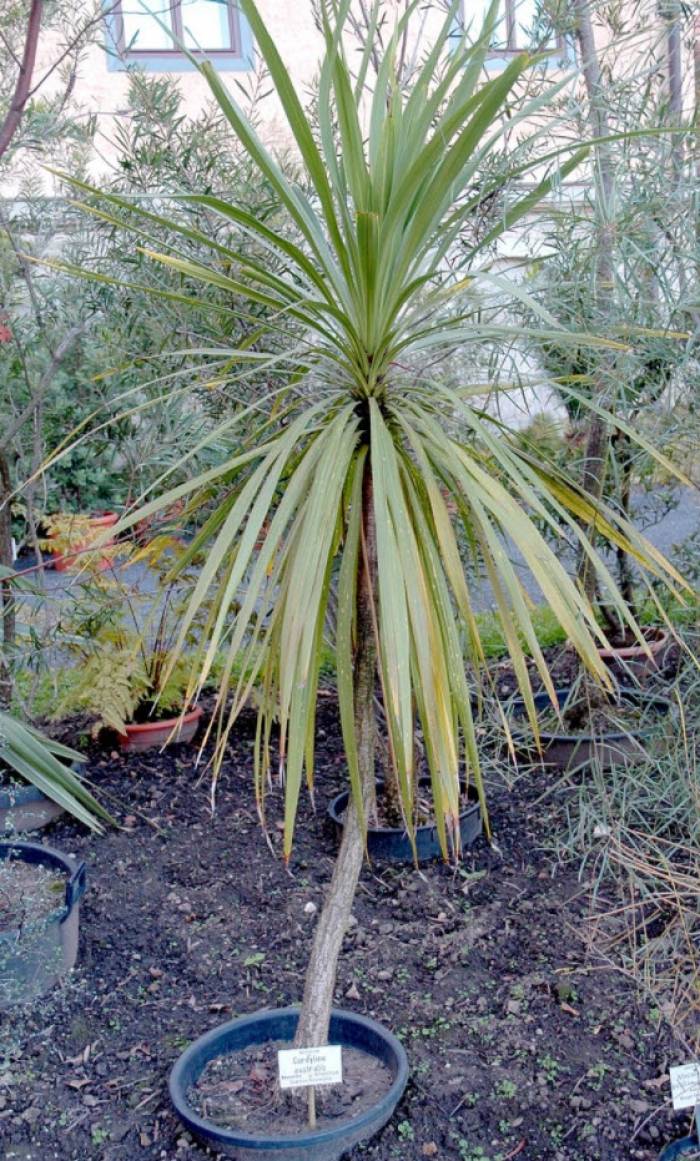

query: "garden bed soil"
(188, 1041), (392, 1133)
(0, 702), (691, 1161)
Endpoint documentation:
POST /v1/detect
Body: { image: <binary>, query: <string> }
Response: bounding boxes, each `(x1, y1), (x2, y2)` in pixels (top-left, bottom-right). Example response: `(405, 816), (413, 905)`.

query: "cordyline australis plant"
(60, 0), (686, 1050)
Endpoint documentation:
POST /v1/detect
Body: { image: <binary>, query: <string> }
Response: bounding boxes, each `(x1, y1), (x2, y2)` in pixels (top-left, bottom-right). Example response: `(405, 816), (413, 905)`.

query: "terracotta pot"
(117, 706), (204, 753)
(52, 512), (119, 573)
(597, 627), (671, 684)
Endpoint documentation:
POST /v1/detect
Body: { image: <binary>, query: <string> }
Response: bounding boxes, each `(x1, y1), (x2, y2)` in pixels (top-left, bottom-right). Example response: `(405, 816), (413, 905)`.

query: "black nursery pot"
(328, 778), (482, 863)
(657, 1134), (700, 1160)
(169, 1007), (409, 1161)
(0, 840), (87, 1007)
(508, 687), (674, 772)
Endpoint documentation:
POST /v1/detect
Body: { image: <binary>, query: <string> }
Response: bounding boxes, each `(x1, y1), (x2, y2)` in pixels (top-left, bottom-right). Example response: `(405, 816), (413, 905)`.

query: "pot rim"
(328, 778), (480, 837)
(0, 760), (85, 807)
(0, 840), (86, 939)
(169, 1006), (409, 1150)
(598, 626), (670, 661)
(509, 686), (674, 745)
(119, 705), (203, 736)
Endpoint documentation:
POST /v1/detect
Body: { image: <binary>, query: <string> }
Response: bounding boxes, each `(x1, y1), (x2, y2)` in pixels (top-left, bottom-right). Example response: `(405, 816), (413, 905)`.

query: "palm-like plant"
(62, 0), (685, 1049)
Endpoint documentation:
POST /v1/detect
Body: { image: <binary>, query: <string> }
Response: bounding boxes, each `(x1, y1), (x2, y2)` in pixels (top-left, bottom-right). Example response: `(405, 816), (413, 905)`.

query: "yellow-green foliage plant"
(60, 0), (687, 1053)
(0, 710), (112, 832)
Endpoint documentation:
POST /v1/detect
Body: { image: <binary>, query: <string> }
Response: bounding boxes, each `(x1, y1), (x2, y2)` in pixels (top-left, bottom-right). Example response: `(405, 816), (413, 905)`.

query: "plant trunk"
(294, 465), (377, 1049)
(566, 0), (618, 715)
(0, 450), (16, 709)
(615, 433), (635, 615)
(0, 0), (42, 162)
(665, 1), (684, 185)
(571, 0), (616, 604)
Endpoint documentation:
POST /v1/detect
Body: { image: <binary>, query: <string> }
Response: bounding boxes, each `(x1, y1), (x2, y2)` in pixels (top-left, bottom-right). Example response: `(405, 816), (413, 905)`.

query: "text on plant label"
(669, 1063), (700, 1111)
(278, 1045), (343, 1090)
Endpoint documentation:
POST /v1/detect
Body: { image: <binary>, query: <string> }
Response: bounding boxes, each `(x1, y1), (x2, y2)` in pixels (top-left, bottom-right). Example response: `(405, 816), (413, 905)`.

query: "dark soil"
(0, 702), (691, 1161)
(0, 767), (23, 789)
(342, 780), (474, 831)
(130, 701), (189, 726)
(0, 861), (64, 929)
(188, 1041), (392, 1133)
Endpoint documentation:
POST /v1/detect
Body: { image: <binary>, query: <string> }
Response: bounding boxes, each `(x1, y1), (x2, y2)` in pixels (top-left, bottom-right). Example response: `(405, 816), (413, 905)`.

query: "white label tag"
(669, 1063), (700, 1111)
(278, 1045), (343, 1090)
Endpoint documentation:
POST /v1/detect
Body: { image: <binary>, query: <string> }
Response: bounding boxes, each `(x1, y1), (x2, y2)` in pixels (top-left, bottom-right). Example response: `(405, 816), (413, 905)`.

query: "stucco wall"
(6, 0), (694, 195)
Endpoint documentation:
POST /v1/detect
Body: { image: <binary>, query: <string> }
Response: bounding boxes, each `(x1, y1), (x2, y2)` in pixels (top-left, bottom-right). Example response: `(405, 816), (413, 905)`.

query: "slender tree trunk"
(615, 433), (635, 615)
(0, 0), (43, 162)
(0, 451), (16, 709)
(694, 13), (700, 256)
(665, 1), (683, 184)
(294, 464), (377, 1049)
(570, 0), (616, 608)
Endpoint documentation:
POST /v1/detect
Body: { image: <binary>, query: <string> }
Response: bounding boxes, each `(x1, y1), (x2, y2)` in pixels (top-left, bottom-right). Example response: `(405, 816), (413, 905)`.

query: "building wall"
(6, 0), (694, 195)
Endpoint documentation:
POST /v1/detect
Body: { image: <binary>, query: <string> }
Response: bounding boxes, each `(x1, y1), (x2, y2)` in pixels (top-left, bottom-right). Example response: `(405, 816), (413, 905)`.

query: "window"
(462, 0), (565, 56)
(108, 1), (253, 71)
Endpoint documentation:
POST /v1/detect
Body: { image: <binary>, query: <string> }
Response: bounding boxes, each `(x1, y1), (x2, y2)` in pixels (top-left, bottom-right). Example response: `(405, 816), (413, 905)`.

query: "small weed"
(587, 1062), (611, 1090)
(91, 1126), (110, 1147)
(449, 1135), (502, 1161)
(538, 1053), (563, 1084)
(396, 1120), (414, 1141)
(495, 1079), (517, 1100)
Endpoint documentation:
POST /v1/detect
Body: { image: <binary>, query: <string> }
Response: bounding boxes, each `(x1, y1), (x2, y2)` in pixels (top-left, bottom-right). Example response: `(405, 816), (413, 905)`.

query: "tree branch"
(0, 0), (43, 163)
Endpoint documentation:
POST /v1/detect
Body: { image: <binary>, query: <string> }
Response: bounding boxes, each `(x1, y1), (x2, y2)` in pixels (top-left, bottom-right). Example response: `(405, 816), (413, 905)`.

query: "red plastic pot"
(117, 706), (204, 753)
(52, 513), (119, 572)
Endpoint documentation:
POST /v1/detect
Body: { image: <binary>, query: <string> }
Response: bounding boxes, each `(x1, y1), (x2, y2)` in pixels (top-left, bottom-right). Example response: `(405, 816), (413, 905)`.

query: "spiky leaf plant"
(59, 0), (685, 1048)
(0, 710), (111, 832)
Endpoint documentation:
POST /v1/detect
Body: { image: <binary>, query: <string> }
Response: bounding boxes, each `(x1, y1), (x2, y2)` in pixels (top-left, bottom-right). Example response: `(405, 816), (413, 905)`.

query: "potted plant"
(41, 511), (120, 573)
(521, 0), (693, 692)
(504, 682), (676, 773)
(0, 709), (111, 834)
(55, 536), (205, 749)
(62, 0), (687, 1152)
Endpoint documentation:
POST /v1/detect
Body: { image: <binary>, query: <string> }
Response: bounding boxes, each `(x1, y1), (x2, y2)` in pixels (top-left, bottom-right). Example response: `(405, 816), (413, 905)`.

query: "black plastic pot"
(328, 778), (482, 862)
(658, 1133), (700, 1160)
(0, 840), (87, 1007)
(508, 687), (673, 772)
(169, 1007), (409, 1160)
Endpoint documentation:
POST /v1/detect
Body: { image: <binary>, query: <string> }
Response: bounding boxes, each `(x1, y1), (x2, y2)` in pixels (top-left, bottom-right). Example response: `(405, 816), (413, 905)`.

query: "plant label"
(278, 1045), (343, 1090)
(669, 1063), (700, 1111)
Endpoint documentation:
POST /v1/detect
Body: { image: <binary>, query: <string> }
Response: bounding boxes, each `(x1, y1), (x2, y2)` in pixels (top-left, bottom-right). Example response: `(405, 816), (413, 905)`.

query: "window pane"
(181, 0), (232, 50)
(463, 1), (508, 50)
(121, 0), (174, 50)
(511, 0), (557, 48)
